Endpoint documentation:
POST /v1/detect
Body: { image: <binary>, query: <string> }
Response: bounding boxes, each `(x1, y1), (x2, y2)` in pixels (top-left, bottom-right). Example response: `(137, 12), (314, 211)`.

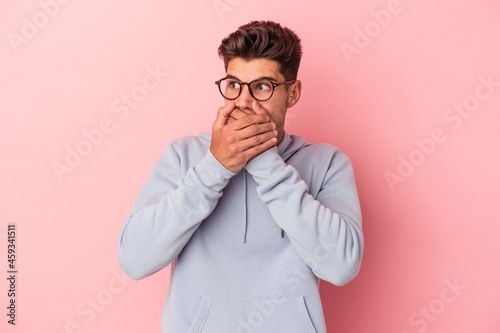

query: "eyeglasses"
(215, 77), (296, 102)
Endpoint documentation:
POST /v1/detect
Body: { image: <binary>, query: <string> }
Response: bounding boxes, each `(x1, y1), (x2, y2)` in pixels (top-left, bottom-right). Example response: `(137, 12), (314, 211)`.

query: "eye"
(255, 81), (272, 91)
(227, 79), (241, 89)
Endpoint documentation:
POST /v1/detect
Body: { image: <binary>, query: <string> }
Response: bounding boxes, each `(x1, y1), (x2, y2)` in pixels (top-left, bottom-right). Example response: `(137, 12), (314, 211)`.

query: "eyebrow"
(226, 74), (279, 83)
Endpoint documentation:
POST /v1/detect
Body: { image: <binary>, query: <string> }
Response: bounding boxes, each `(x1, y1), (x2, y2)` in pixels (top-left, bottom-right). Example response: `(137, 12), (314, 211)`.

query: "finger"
(252, 100), (270, 117)
(214, 102), (235, 128)
(252, 100), (262, 114)
(231, 114), (271, 131)
(231, 126), (277, 153)
(241, 130), (278, 150)
(229, 108), (268, 122)
(227, 109), (248, 121)
(251, 101), (273, 125)
(241, 122), (276, 140)
(241, 136), (278, 159)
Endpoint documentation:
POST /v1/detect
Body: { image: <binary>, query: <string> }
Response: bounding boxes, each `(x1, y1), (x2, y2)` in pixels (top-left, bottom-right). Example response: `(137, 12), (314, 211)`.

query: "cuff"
(194, 150), (237, 192)
(244, 147), (287, 181)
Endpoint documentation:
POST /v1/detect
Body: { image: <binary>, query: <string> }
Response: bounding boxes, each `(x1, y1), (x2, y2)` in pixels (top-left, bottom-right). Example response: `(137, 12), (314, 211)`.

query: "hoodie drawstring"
(242, 169), (284, 243)
(242, 170), (247, 243)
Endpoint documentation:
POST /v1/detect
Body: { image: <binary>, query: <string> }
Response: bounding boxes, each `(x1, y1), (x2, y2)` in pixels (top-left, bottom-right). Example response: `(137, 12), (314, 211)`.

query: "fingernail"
(273, 130), (278, 136)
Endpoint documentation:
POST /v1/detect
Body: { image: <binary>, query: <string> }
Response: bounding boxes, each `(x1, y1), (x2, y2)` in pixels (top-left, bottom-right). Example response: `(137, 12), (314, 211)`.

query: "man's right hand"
(210, 102), (278, 173)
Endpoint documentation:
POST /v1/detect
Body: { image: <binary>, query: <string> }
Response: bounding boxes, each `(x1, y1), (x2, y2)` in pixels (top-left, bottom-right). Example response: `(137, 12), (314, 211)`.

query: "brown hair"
(218, 21), (302, 81)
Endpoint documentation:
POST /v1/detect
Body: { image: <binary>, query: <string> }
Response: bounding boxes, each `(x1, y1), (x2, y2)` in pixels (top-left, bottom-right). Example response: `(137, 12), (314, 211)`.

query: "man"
(119, 20), (363, 332)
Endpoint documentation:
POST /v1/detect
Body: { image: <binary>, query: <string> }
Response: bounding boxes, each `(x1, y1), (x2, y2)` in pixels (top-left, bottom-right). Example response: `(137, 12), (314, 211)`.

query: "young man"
(119, 21), (363, 332)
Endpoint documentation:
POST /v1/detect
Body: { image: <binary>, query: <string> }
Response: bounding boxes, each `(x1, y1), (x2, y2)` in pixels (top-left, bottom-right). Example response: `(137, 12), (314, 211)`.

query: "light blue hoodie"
(118, 131), (363, 332)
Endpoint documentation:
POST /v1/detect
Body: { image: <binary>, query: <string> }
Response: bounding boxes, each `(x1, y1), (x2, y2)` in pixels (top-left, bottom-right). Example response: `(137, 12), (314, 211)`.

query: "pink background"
(1, 0), (499, 332)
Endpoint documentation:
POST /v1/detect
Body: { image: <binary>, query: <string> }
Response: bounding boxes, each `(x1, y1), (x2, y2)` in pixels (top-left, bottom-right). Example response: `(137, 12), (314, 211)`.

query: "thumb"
(251, 100), (263, 115)
(252, 100), (270, 119)
(213, 102), (235, 128)
(252, 101), (272, 122)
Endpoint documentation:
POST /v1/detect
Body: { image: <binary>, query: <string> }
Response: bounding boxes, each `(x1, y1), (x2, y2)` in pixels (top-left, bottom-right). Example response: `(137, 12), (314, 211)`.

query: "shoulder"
(157, 133), (211, 170)
(285, 136), (353, 196)
(288, 135), (350, 165)
(170, 132), (210, 149)
(164, 132), (211, 156)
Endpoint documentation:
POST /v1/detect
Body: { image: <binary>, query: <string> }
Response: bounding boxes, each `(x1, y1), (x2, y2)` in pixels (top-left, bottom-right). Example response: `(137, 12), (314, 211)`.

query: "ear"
(286, 80), (302, 108)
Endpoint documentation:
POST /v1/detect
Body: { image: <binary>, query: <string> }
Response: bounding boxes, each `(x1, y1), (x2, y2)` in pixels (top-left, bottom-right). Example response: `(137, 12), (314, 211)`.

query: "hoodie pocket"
(188, 294), (317, 333)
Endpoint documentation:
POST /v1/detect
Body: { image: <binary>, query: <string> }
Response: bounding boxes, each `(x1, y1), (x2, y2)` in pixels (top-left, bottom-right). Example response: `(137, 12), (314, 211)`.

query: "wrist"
(244, 146), (279, 171)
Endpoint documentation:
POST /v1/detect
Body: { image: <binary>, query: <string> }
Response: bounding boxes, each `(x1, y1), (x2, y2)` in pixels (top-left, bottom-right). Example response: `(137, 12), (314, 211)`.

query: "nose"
(235, 84), (255, 113)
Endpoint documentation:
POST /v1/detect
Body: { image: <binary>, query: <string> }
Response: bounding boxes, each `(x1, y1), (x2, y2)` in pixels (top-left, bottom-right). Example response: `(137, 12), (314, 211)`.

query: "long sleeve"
(244, 146), (363, 286)
(118, 138), (235, 280)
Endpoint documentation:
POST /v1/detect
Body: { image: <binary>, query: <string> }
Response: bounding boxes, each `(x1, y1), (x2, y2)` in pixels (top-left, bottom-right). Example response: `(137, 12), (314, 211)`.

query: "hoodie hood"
(276, 131), (309, 161)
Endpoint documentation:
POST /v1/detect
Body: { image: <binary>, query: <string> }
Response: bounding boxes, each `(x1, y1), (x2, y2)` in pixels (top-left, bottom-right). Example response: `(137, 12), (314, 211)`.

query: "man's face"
(224, 57), (300, 144)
